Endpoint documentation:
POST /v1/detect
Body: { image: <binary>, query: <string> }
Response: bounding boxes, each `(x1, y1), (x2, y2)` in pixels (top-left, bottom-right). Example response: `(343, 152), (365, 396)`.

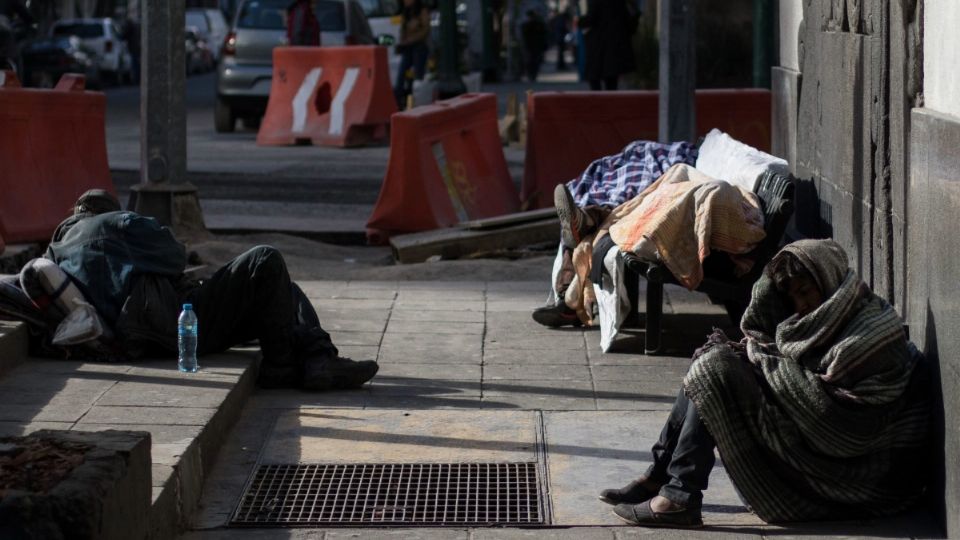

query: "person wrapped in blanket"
(599, 239), (931, 528)
(0, 189), (378, 391)
(535, 159), (767, 328)
(532, 140), (699, 327)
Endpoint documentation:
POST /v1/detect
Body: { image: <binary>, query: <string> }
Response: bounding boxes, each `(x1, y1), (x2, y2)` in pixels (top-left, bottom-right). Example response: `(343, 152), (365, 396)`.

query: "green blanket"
(683, 241), (930, 522)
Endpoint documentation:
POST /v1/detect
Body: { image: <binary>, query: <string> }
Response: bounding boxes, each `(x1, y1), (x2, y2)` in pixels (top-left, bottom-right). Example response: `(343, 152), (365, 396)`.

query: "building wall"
(777, 0), (801, 71)
(772, 0), (957, 535)
(924, 0), (960, 118)
(908, 1), (960, 535)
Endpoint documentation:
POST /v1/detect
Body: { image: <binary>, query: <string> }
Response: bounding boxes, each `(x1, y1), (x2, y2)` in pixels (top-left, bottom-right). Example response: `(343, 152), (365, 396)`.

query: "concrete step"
(0, 344), (260, 540)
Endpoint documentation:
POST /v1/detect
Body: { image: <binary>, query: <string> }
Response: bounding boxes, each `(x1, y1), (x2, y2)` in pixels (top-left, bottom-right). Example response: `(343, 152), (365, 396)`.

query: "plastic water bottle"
(178, 303), (199, 373)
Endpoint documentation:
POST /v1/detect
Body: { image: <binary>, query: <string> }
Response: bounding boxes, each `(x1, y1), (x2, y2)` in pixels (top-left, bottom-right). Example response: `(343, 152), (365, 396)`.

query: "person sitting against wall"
(599, 239), (931, 528)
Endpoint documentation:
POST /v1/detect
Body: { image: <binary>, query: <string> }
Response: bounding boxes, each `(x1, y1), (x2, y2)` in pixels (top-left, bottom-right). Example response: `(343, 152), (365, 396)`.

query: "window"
(236, 0), (289, 29)
(52, 23), (104, 38)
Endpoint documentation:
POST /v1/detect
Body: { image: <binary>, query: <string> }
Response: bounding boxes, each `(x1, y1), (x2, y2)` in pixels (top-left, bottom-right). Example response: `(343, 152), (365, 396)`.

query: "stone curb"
(150, 355), (260, 540)
(0, 320), (28, 379)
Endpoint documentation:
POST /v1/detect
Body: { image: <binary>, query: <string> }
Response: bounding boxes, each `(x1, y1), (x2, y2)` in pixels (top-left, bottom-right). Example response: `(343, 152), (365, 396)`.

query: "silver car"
(215, 0), (375, 132)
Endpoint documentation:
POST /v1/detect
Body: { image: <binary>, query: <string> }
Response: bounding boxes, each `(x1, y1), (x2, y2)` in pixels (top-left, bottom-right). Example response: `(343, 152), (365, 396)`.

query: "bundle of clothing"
(567, 164), (767, 329)
(684, 240), (931, 521)
(566, 140), (699, 208)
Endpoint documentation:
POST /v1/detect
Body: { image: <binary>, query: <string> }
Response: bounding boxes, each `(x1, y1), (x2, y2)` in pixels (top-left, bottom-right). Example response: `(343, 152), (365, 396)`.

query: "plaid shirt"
(566, 140), (698, 208)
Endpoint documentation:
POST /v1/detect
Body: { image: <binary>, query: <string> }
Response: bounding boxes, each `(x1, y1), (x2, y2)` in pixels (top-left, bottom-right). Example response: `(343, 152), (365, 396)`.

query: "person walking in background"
(120, 9), (140, 84)
(520, 9), (548, 82)
(550, 5), (571, 71)
(580, 0), (636, 90)
(393, 0), (430, 108)
(287, 0), (320, 46)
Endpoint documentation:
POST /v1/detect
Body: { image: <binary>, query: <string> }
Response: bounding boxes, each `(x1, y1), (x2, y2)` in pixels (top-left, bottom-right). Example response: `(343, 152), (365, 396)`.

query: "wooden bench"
(620, 170), (796, 353)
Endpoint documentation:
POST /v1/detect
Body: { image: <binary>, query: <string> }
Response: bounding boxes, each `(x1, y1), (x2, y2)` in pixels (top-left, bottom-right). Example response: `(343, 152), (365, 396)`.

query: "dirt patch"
(0, 437), (90, 498)
(189, 233), (556, 283)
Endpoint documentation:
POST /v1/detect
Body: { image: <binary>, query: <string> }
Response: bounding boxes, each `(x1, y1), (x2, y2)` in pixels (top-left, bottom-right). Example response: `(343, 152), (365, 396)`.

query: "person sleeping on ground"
(598, 239), (931, 528)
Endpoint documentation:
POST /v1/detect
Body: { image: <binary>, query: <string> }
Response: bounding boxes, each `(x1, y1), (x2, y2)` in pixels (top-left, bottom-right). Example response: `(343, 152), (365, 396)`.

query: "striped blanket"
(683, 240), (931, 522)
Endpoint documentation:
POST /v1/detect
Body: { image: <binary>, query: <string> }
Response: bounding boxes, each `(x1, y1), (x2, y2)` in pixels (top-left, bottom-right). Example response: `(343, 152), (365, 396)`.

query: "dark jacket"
(581, 0), (635, 81)
(45, 211), (188, 356)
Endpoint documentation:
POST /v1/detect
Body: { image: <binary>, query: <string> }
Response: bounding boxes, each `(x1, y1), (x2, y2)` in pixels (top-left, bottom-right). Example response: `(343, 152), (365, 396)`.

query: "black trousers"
(187, 246), (338, 385)
(589, 76), (619, 91)
(644, 386), (717, 508)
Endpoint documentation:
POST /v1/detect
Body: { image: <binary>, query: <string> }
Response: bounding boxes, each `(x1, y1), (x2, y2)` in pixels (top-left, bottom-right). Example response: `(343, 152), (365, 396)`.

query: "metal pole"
(752, 0), (772, 88)
(480, 0), (499, 82)
(658, 0), (695, 143)
(130, 0), (209, 238)
(436, 0), (466, 98)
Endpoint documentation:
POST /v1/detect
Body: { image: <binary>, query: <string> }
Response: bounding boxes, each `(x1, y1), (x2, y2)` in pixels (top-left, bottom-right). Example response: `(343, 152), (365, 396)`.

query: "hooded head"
(73, 189), (121, 217)
(766, 239), (849, 316)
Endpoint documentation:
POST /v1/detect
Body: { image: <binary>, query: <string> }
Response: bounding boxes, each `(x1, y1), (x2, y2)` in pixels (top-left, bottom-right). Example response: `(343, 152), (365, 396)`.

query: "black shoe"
(532, 303), (581, 328)
(613, 500), (703, 528)
(598, 478), (661, 505)
(303, 356), (379, 391)
(554, 183), (591, 249)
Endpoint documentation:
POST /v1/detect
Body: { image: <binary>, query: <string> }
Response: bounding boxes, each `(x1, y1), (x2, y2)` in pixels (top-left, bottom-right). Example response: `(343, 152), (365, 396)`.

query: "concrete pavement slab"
(314, 299), (396, 311)
(378, 333), (483, 363)
(593, 380), (679, 411)
(362, 394), (485, 410)
(393, 299), (486, 312)
(396, 289), (485, 301)
(261, 410), (539, 464)
(396, 281), (487, 291)
(336, 345), (381, 361)
(71, 423), (203, 444)
(484, 364), (592, 381)
(482, 380), (597, 411)
(0, 421), (74, 436)
(327, 529), (469, 540)
(0, 403), (92, 423)
(374, 363), (482, 381)
(247, 389), (370, 410)
(590, 365), (691, 381)
(472, 529), (615, 540)
(96, 380), (233, 408)
(485, 333), (586, 351)
(390, 309), (486, 323)
(323, 318), (390, 334)
(542, 411), (753, 526)
(369, 378), (482, 398)
(329, 331), (385, 346)
(327, 289), (399, 300)
(483, 348), (588, 365)
(78, 405), (219, 426)
(486, 300), (546, 312)
(298, 281), (352, 297)
(385, 320), (486, 335)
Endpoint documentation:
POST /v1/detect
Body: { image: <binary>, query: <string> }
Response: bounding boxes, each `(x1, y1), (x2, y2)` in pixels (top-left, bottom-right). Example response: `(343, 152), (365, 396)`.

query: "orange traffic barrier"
(366, 93), (520, 244)
(0, 71), (114, 243)
(522, 89), (772, 208)
(257, 46), (397, 148)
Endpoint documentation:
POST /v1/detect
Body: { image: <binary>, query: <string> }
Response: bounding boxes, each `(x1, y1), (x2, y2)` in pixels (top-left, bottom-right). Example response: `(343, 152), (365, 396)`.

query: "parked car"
(215, 0), (378, 133)
(186, 7), (230, 61)
(50, 18), (132, 83)
(20, 35), (102, 89)
(185, 27), (215, 74)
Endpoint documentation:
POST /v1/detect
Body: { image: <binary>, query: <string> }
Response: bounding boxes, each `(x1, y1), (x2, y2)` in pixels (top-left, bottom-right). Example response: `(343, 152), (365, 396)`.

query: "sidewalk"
(0, 279), (938, 538)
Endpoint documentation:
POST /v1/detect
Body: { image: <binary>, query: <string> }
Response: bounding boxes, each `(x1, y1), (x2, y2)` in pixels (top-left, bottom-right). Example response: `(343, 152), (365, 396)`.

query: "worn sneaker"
(613, 500), (703, 528)
(599, 477), (662, 505)
(303, 356), (379, 391)
(554, 183), (591, 249)
(532, 303), (581, 328)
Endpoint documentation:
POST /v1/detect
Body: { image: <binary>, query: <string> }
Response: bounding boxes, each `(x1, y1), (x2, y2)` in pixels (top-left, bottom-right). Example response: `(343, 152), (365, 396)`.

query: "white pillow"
(695, 128), (789, 192)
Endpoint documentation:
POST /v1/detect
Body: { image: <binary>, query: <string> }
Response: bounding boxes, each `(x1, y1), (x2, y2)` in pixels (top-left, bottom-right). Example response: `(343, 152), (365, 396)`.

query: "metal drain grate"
(232, 462), (544, 526)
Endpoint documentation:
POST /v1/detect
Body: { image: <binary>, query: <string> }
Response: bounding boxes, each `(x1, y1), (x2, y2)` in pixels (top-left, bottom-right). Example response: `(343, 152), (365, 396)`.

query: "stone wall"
(906, 2), (960, 536)
(772, 0), (957, 535)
